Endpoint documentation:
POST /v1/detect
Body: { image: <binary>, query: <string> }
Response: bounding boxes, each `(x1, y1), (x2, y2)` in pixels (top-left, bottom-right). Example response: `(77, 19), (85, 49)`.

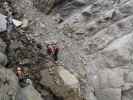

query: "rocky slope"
(0, 0), (133, 100)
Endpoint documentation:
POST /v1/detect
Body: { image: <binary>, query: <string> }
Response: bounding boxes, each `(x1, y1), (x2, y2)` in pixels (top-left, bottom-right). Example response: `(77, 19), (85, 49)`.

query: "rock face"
(2, 0), (133, 100)
(17, 0), (133, 99)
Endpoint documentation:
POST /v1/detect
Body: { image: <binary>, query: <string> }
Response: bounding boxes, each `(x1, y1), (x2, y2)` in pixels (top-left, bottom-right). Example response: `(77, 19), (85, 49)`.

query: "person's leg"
(54, 53), (58, 61)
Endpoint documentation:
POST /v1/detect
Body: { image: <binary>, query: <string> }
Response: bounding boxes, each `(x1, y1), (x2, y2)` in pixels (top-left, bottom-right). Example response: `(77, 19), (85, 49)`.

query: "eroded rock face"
(30, 0), (133, 99)
(3, 0), (133, 100)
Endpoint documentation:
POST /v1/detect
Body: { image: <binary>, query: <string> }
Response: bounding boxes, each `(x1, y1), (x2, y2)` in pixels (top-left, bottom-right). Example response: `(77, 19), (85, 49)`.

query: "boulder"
(40, 65), (82, 100)
(58, 66), (79, 88)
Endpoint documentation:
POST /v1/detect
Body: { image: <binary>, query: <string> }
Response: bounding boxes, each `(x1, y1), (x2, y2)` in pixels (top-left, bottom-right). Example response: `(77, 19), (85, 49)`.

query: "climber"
(23, 67), (30, 80)
(52, 41), (59, 62)
(16, 66), (32, 87)
(16, 67), (24, 83)
(46, 40), (59, 62)
(23, 67), (32, 85)
(6, 11), (16, 33)
(47, 42), (54, 56)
